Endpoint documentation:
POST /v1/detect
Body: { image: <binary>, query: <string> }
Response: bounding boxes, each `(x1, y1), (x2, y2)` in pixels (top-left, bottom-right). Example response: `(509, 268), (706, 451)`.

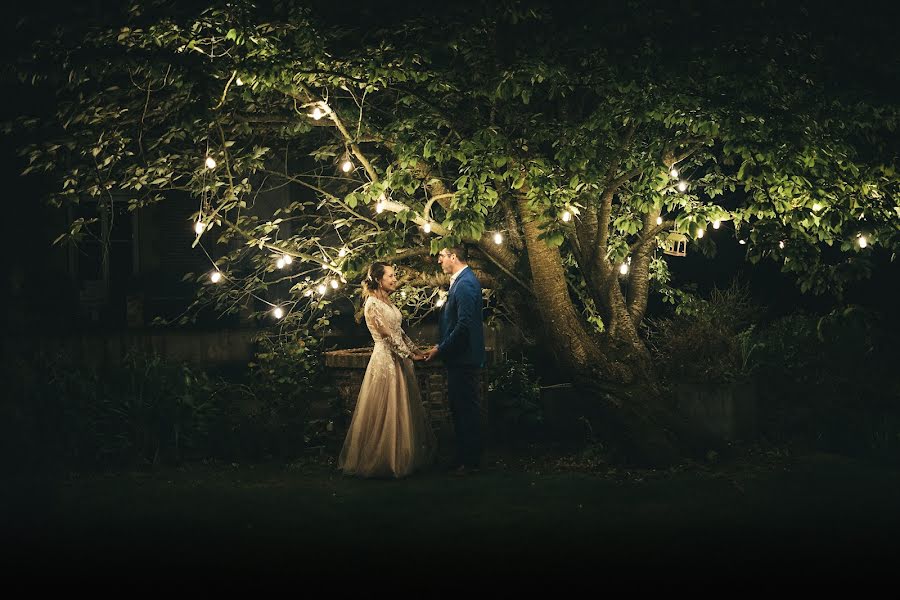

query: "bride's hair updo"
(362, 262), (389, 296)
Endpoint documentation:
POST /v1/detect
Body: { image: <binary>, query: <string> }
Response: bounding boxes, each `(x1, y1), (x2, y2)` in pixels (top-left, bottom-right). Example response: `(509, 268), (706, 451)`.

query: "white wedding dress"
(338, 296), (436, 478)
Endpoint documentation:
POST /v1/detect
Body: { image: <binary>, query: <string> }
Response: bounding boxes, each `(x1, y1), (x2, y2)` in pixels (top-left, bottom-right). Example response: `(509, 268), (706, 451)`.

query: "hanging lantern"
(663, 232), (688, 257)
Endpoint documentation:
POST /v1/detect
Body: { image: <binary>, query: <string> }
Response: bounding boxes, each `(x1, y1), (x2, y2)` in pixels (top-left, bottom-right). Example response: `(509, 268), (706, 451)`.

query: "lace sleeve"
(401, 330), (419, 356)
(365, 300), (412, 359)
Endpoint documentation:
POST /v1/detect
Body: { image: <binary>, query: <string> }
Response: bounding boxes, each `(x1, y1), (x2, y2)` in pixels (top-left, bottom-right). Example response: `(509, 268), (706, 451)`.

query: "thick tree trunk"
(517, 196), (603, 373)
(626, 212), (657, 325)
(514, 196), (693, 466)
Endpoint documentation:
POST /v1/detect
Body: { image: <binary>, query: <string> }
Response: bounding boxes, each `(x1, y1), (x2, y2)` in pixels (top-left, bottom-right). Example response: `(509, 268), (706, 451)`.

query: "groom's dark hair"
(447, 244), (468, 263)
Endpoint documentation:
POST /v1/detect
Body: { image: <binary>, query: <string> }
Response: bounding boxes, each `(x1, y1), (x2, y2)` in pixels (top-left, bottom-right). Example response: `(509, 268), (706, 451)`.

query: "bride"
(338, 262), (436, 478)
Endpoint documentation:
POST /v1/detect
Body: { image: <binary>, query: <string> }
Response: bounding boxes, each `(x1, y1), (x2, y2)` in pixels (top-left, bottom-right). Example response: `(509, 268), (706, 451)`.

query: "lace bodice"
(364, 296), (418, 359)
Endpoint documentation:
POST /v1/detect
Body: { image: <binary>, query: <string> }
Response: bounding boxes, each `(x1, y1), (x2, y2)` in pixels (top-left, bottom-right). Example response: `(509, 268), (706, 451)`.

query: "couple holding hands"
(338, 245), (485, 479)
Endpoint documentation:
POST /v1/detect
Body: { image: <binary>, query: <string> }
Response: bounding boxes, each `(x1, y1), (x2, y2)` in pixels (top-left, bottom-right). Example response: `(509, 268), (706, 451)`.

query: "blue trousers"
(447, 366), (483, 467)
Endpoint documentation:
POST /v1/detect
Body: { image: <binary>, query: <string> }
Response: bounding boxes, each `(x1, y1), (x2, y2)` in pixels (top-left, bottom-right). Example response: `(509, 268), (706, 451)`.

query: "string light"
(376, 201), (385, 214)
(619, 263), (629, 275)
(311, 106), (324, 120)
(276, 258), (285, 269)
(436, 297), (446, 308)
(696, 228), (704, 239)
(669, 167), (679, 178)
(236, 77), (244, 86)
(210, 271), (222, 283)
(273, 307), (284, 319)
(493, 232), (503, 245)
(338, 248), (347, 258)
(779, 241), (785, 249)
(656, 216), (663, 225)
(713, 220), (721, 229)
(304, 289), (312, 297)
(205, 156), (217, 170)
(858, 235), (868, 248)
(194, 221), (206, 235)
(317, 284), (327, 295)
(330, 279), (339, 289)
(422, 221), (432, 233)
(812, 203), (822, 212)
(561, 210), (572, 222)
(677, 180), (688, 192)
(739, 239), (747, 245)
(401, 290), (407, 299)
(340, 158), (353, 173)
(283, 254), (293, 265)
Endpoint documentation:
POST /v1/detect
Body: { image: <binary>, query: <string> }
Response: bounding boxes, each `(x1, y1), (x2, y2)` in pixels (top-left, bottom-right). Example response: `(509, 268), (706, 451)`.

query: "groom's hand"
(424, 346), (439, 362)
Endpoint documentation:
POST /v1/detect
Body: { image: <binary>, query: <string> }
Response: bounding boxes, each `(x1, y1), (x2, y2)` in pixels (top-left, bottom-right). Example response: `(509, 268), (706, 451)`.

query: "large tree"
(11, 1), (899, 461)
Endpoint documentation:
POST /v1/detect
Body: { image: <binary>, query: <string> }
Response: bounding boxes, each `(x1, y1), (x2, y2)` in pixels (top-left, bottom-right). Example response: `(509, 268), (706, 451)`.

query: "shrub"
(487, 355), (544, 442)
(647, 280), (762, 384)
(750, 306), (900, 457)
(1, 349), (224, 468)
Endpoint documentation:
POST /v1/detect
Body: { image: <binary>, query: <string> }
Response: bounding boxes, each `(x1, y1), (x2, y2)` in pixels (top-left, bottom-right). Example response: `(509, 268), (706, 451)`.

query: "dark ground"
(3, 444), (899, 584)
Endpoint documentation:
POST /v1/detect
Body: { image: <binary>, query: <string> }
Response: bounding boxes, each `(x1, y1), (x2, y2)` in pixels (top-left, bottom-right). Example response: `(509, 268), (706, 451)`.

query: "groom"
(424, 244), (485, 474)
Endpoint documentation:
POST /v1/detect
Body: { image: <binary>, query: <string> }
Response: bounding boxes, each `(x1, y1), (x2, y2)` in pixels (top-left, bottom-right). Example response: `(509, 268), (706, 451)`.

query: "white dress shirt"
(448, 265), (469, 293)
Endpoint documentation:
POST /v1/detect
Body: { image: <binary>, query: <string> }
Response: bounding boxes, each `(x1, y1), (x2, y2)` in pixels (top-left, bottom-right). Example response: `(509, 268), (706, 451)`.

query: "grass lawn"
(3, 445), (899, 580)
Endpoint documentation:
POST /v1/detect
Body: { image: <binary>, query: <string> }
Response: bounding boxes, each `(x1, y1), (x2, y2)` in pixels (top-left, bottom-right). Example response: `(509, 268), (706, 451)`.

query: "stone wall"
(325, 347), (491, 440)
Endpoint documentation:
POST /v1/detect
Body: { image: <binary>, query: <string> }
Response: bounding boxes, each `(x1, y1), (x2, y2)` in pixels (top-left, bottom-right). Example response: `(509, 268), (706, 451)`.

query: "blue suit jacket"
(438, 267), (485, 368)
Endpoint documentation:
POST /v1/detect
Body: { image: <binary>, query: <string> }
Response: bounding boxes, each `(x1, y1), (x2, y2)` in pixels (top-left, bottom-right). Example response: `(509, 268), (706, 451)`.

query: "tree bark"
(516, 195), (603, 373)
(626, 212), (658, 326)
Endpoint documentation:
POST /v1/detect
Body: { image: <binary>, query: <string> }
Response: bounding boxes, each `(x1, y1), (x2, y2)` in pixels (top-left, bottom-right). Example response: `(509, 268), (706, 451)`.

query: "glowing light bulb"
(697, 228), (704, 238)
(205, 156), (217, 169)
(423, 222), (432, 233)
(210, 271), (222, 283)
(194, 221), (206, 235)
(779, 241), (785, 249)
(813, 203), (822, 212)
(273, 307), (284, 319)
(739, 239), (747, 245)
(341, 159), (353, 173)
(317, 284), (326, 295)
(562, 210), (572, 222)
(311, 107), (324, 120)
(401, 291), (407, 299)
(493, 232), (503, 245)
(376, 201), (385, 214)
(235, 77), (244, 86)
(670, 167), (679, 178)
(858, 235), (868, 248)
(338, 248), (347, 258)
(304, 289), (312, 297)
(436, 297), (446, 307)
(619, 263), (629, 275)
(283, 254), (293, 265)
(656, 216), (663, 225)
(330, 279), (339, 289)
(713, 220), (721, 229)
(677, 180), (688, 192)
(276, 258), (285, 269)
